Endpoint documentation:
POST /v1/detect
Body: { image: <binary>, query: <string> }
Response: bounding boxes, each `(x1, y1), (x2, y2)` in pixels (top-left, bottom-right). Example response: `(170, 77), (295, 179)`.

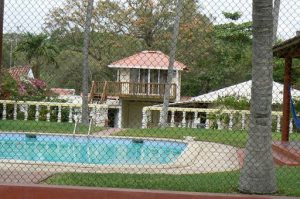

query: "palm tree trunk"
(81, 0), (94, 125)
(239, 0), (277, 194)
(273, 0), (281, 44)
(159, 0), (182, 127)
(32, 62), (40, 79)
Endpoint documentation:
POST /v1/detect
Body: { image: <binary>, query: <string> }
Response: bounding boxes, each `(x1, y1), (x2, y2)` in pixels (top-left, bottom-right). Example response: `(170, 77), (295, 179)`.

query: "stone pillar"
(192, 112), (198, 128)
(241, 113), (246, 130)
(142, 109), (149, 129)
(95, 107), (108, 127)
(276, 115), (281, 132)
(2, 103), (6, 120)
(170, 111), (175, 127)
(46, 106), (51, 122)
(57, 106), (62, 123)
(35, 105), (39, 122)
(117, 107), (122, 128)
(228, 113), (233, 130)
(182, 111), (186, 128)
(13, 103), (17, 120)
(205, 118), (210, 129)
(289, 120), (293, 134)
(69, 106), (73, 123)
(217, 116), (222, 130)
(24, 104), (28, 121)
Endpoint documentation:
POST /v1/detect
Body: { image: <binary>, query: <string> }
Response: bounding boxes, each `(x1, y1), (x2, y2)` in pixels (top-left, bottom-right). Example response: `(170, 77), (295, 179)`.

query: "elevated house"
(89, 50), (188, 128)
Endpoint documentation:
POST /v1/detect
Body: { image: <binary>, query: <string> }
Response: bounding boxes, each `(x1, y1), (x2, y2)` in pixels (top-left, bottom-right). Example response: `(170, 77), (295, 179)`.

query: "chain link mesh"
(0, 0), (299, 196)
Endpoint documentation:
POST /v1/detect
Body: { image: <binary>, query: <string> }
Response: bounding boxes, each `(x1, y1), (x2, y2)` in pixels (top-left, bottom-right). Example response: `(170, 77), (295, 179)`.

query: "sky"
(3, 0), (300, 40)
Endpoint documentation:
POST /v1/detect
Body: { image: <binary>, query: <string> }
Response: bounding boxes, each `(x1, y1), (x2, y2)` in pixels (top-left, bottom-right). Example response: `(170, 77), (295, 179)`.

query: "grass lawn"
(0, 120), (104, 134)
(116, 128), (300, 148)
(44, 166), (300, 197)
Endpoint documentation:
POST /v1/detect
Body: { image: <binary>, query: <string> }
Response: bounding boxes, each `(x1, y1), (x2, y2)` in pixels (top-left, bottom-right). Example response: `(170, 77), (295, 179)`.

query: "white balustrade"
(0, 100), (286, 132)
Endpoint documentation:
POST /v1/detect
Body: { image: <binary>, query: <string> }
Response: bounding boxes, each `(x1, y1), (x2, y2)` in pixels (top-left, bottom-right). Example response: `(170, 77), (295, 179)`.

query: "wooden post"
(282, 57), (292, 142)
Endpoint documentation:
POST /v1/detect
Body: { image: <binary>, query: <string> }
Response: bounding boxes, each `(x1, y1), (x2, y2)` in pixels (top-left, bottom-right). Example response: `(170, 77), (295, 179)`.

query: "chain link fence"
(0, 0), (299, 196)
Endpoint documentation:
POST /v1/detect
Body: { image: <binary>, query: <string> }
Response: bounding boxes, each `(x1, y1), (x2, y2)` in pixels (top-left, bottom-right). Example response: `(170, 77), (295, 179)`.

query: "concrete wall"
(122, 100), (160, 128)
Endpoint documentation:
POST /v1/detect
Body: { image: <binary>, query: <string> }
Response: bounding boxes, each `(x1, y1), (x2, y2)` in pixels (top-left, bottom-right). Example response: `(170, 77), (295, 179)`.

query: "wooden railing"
(90, 81), (177, 102)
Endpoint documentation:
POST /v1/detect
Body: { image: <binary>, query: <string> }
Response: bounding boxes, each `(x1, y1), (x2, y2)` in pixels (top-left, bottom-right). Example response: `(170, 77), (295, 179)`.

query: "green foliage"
(222, 12), (242, 20)
(0, 70), (19, 100)
(0, 120), (104, 134)
(44, 167), (300, 197)
(14, 33), (59, 78)
(214, 96), (250, 110)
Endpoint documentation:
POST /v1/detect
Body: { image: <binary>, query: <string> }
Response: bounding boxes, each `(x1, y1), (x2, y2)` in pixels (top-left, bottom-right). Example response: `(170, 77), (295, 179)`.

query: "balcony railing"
(90, 81), (177, 102)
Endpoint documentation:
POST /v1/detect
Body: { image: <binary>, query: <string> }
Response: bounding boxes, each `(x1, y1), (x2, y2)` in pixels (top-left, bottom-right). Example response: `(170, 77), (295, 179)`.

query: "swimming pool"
(0, 133), (186, 165)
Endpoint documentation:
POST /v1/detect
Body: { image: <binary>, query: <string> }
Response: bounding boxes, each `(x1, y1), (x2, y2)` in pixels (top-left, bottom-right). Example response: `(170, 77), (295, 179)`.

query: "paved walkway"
(0, 168), (53, 184)
(93, 128), (123, 136)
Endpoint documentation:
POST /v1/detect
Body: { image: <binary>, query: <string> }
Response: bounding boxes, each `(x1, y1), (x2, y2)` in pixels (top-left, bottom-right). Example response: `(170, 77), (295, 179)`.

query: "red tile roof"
(8, 66), (32, 82)
(50, 88), (76, 96)
(108, 51), (188, 70)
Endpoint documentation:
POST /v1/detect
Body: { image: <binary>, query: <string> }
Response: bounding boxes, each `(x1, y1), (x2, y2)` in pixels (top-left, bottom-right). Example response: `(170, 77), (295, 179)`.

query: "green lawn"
(116, 128), (300, 148)
(44, 166), (300, 197)
(0, 120), (104, 134)
(1, 120), (300, 147)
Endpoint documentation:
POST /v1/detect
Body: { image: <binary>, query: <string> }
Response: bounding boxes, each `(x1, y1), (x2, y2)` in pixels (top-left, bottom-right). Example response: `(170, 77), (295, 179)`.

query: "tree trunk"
(239, 0), (277, 194)
(81, 0), (94, 125)
(32, 62), (40, 79)
(0, 0), (4, 81)
(273, 0), (280, 44)
(159, 0), (182, 127)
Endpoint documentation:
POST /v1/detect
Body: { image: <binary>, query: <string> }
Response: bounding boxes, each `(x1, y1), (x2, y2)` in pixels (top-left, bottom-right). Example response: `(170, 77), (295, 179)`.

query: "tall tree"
(0, 0), (5, 81)
(273, 0), (280, 44)
(15, 33), (58, 79)
(239, 0), (277, 194)
(159, 0), (182, 127)
(81, 0), (94, 125)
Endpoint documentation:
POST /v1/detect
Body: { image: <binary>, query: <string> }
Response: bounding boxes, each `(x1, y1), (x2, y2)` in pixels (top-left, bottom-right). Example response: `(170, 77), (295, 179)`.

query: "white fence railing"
(0, 100), (113, 127)
(142, 106), (290, 133)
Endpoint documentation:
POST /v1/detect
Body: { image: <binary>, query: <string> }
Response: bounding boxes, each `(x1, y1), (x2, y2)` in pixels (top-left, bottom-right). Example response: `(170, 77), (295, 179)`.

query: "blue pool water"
(0, 133), (186, 165)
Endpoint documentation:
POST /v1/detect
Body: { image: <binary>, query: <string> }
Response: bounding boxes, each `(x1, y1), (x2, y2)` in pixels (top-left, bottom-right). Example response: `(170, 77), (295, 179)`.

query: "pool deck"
(0, 139), (240, 183)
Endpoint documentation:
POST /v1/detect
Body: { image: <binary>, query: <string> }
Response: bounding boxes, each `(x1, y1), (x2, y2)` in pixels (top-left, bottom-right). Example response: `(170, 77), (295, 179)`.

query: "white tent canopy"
(190, 80), (300, 104)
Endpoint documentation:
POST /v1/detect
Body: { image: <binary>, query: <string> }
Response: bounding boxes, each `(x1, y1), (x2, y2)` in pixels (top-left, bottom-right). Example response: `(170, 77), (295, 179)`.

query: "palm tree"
(239, 0), (277, 194)
(15, 33), (58, 79)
